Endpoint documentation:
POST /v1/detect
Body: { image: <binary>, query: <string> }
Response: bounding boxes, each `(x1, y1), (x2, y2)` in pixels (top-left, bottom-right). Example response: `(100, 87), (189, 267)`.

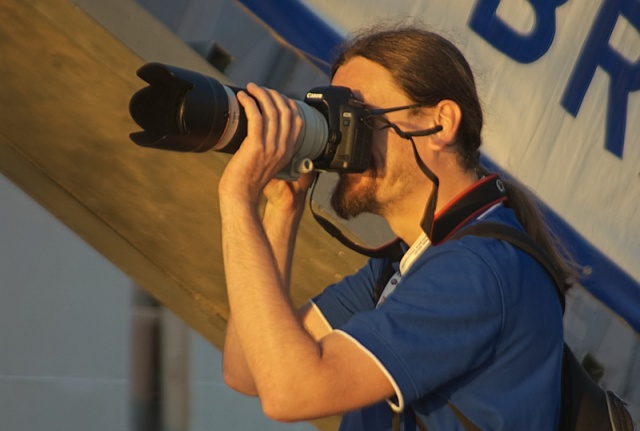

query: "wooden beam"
(0, 0), (365, 366)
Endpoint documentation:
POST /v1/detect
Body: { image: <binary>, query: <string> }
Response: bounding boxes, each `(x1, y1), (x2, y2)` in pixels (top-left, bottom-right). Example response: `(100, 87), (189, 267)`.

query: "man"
(218, 25), (571, 430)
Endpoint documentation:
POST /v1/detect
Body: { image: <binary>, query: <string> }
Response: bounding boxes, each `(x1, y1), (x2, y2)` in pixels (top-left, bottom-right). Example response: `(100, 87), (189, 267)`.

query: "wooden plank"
(0, 0), (365, 352)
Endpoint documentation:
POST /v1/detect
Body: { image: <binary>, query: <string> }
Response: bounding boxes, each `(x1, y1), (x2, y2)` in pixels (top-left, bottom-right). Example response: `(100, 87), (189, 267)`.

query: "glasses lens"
(363, 115), (395, 132)
(361, 116), (376, 130)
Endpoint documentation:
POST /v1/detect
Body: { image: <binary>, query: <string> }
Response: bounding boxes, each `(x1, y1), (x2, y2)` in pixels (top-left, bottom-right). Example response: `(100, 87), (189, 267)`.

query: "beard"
(330, 172), (381, 219)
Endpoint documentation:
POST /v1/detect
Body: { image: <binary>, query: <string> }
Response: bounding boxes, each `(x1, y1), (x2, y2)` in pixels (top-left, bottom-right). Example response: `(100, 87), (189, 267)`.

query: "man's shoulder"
(409, 206), (527, 282)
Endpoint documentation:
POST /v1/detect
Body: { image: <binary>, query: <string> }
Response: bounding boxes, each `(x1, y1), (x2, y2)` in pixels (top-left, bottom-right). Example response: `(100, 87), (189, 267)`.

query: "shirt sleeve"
(312, 257), (391, 329)
(336, 241), (506, 409)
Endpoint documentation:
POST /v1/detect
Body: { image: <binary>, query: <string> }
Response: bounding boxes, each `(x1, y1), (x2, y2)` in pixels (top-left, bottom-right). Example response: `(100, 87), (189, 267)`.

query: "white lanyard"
(376, 232), (431, 307)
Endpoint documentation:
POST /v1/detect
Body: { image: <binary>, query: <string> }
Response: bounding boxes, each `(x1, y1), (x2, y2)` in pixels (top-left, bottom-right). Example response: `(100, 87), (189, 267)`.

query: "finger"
(266, 88), (299, 159)
(284, 96), (303, 152)
(297, 171), (316, 192)
(236, 89), (263, 144)
(246, 83), (279, 152)
(272, 92), (306, 172)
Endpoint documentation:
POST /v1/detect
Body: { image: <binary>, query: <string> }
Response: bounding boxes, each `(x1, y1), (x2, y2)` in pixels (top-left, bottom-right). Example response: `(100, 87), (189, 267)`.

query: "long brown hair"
(332, 23), (577, 292)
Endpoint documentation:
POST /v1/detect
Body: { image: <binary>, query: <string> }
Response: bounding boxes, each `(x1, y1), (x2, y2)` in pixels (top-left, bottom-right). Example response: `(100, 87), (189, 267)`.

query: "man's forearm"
(220, 197), (322, 404)
(262, 201), (305, 289)
(223, 314), (258, 396)
(222, 203), (303, 395)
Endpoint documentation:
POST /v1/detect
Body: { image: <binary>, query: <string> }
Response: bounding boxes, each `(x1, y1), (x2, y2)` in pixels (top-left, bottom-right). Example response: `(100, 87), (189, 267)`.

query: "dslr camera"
(128, 63), (374, 180)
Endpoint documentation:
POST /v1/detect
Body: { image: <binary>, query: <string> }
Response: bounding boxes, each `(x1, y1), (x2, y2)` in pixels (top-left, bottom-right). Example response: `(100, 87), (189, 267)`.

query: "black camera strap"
(309, 173), (507, 260)
(308, 173), (405, 260)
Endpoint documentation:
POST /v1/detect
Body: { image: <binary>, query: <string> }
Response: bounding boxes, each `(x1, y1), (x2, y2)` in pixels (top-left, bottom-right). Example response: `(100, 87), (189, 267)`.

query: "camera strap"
(308, 177), (405, 260)
(309, 173), (507, 260)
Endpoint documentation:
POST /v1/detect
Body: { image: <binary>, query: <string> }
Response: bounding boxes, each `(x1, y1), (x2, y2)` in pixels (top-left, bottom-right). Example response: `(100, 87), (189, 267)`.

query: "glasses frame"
(363, 103), (443, 139)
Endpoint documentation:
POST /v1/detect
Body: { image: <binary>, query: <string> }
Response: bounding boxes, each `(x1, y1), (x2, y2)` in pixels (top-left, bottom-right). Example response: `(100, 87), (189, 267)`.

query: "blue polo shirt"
(312, 207), (563, 430)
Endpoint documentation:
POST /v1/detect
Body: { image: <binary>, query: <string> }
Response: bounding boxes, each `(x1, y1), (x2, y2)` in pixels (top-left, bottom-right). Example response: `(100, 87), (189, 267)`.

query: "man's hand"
(263, 173), (315, 215)
(218, 83), (304, 206)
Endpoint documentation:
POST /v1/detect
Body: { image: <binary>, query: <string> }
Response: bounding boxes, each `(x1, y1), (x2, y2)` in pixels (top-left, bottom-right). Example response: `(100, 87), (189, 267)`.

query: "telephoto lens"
(129, 63), (329, 179)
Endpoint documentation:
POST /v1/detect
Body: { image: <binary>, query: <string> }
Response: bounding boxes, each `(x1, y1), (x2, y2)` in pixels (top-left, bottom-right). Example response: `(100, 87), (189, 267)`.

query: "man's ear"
(431, 99), (462, 149)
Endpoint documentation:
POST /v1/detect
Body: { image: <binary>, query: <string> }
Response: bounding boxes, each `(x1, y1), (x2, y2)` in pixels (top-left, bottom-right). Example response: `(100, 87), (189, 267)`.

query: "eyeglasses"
(362, 103), (443, 140)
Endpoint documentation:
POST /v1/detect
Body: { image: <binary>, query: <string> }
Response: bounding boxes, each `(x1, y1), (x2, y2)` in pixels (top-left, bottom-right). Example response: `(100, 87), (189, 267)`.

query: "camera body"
(302, 86), (372, 173)
(128, 63), (374, 179)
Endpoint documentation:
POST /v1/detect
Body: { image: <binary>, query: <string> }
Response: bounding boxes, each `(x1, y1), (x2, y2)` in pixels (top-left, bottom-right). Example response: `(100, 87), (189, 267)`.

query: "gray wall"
(0, 175), (131, 431)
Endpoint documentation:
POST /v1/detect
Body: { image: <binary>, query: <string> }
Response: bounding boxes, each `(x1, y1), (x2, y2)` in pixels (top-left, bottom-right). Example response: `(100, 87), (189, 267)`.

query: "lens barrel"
(129, 63), (329, 179)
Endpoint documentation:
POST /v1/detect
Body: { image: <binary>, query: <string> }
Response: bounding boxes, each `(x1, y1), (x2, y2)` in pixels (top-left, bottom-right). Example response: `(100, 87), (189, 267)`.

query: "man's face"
(330, 56), (427, 219)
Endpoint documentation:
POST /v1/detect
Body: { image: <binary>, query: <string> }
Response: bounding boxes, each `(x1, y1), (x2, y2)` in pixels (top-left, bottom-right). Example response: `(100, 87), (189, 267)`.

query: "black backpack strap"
(561, 344), (611, 431)
(452, 221), (566, 311)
